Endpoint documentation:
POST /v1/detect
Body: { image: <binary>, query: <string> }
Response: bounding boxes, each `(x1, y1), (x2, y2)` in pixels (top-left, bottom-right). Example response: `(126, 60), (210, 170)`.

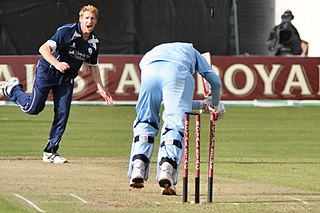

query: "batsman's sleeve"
(203, 72), (221, 106)
(195, 50), (222, 106)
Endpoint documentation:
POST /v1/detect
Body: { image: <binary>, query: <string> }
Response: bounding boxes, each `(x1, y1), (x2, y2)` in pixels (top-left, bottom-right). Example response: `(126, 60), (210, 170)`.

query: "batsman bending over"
(128, 42), (225, 195)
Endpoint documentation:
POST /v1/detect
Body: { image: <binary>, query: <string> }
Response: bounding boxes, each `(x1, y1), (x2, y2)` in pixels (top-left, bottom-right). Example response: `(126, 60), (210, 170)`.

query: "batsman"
(128, 42), (226, 195)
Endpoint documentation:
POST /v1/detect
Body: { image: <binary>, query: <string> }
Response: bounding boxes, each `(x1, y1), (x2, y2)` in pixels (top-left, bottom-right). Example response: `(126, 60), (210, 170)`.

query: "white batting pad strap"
(139, 135), (149, 142)
(128, 134), (155, 180)
(164, 138), (174, 145)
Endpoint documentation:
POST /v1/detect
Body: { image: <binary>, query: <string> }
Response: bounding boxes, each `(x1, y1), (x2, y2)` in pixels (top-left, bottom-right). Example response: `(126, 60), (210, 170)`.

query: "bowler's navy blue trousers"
(8, 64), (74, 153)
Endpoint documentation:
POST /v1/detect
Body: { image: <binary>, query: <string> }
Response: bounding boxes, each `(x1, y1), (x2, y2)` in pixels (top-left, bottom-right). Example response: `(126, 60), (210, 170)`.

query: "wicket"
(183, 111), (216, 203)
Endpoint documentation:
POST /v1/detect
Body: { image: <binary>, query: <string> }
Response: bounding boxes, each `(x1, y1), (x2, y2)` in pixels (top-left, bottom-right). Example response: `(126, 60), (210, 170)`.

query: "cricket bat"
(201, 52), (212, 98)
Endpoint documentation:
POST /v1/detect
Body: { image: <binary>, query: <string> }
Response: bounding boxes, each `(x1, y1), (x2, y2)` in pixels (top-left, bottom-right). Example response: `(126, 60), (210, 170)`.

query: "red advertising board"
(0, 55), (319, 101)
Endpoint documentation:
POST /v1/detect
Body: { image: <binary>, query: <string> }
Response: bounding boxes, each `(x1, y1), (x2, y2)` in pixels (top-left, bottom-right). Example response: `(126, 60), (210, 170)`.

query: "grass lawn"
(0, 105), (319, 212)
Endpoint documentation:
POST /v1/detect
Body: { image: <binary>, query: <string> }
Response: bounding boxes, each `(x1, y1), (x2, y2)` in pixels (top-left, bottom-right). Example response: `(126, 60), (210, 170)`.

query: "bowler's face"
(80, 11), (97, 35)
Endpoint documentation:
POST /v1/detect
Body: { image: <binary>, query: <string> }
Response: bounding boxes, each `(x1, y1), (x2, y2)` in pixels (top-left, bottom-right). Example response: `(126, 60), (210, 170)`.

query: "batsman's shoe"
(1, 77), (20, 97)
(161, 185), (177, 195)
(43, 152), (68, 164)
(158, 162), (177, 195)
(129, 159), (146, 189)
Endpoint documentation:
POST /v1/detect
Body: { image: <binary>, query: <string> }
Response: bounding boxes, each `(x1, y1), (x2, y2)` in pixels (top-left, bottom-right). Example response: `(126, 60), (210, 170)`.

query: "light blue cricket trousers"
(129, 60), (195, 182)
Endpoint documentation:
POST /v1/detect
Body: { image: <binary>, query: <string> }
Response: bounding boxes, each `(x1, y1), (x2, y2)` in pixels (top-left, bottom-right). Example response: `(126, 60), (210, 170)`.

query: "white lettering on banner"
(1, 59), (319, 100)
(74, 63), (114, 95)
(196, 73), (204, 95)
(212, 65), (220, 77)
(254, 64), (281, 95)
(194, 63), (318, 98)
(224, 64), (255, 96)
(25, 64), (36, 93)
(74, 76), (86, 94)
(74, 64), (87, 94)
(98, 63), (115, 87)
(115, 63), (140, 94)
(282, 64), (311, 95)
(0, 64), (13, 84)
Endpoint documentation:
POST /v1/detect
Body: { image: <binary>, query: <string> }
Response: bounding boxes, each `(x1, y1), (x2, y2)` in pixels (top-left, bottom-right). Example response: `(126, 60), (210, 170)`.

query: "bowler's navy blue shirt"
(38, 22), (100, 78)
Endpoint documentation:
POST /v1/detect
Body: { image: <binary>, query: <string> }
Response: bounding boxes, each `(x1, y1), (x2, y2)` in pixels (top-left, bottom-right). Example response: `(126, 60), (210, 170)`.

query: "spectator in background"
(267, 10), (308, 56)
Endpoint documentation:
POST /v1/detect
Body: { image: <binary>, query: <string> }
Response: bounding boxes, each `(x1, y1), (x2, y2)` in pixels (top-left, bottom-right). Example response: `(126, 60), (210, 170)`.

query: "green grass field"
(0, 105), (320, 212)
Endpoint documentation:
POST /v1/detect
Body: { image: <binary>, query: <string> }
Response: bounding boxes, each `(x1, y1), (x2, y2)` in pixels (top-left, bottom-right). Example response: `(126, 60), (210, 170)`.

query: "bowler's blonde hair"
(79, 5), (98, 19)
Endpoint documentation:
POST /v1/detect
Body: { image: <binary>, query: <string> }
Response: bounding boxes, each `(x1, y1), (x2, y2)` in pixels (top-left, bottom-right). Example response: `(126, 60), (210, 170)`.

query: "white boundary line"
(69, 193), (89, 204)
(13, 193), (46, 212)
(287, 196), (309, 205)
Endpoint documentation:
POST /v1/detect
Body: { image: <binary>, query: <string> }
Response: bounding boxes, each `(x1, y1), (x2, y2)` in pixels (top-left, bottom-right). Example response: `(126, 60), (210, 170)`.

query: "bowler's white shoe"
(158, 162), (177, 195)
(43, 152), (68, 164)
(129, 159), (145, 189)
(1, 77), (20, 97)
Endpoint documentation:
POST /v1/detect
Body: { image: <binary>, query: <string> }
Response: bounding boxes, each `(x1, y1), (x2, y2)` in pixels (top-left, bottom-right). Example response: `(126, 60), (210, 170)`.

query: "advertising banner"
(0, 56), (319, 101)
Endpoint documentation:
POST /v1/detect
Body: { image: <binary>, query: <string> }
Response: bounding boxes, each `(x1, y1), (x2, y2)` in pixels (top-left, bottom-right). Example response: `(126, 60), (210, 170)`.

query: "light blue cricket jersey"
(139, 42), (221, 106)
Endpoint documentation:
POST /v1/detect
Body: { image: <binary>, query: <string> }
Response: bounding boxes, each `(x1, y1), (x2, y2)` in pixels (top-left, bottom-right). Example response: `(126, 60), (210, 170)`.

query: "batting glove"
(199, 97), (213, 114)
(200, 98), (226, 120)
(212, 102), (226, 120)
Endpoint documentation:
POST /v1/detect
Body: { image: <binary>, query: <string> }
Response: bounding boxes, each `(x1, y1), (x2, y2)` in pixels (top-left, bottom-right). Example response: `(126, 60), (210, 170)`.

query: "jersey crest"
(88, 35), (99, 50)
